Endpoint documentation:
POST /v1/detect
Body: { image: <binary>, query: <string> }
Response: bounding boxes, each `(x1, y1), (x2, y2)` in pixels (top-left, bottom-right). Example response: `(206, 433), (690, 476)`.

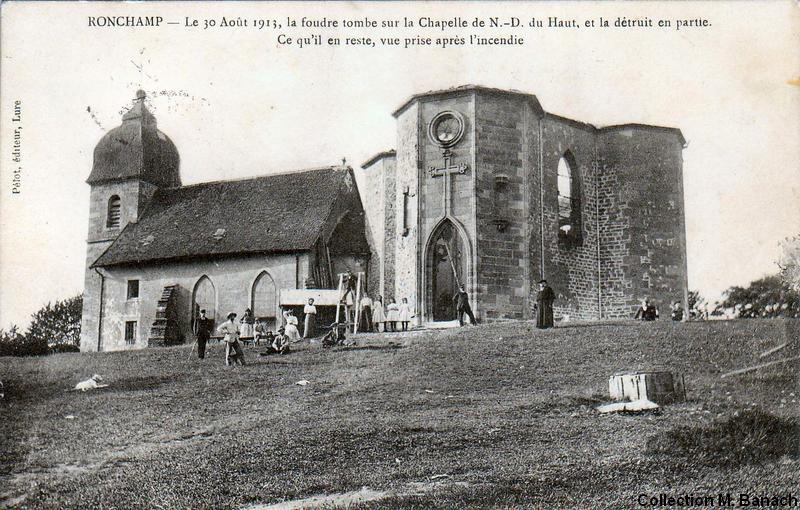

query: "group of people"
(357, 294), (414, 332)
(192, 307), (304, 366)
(633, 298), (686, 322)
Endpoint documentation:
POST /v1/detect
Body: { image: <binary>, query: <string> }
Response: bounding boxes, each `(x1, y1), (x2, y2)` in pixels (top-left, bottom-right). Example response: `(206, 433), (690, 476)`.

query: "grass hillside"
(1, 319), (798, 509)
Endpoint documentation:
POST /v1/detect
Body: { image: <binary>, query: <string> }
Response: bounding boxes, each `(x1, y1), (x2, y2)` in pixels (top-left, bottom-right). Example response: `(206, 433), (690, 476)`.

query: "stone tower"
(80, 91), (181, 351)
(362, 86), (688, 324)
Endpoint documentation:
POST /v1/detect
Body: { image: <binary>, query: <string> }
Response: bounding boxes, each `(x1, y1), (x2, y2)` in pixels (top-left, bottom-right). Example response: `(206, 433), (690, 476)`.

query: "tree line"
(0, 294), (82, 356)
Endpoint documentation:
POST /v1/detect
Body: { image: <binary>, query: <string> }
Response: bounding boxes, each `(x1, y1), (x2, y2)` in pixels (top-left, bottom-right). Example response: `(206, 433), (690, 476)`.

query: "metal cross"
(429, 149), (469, 214)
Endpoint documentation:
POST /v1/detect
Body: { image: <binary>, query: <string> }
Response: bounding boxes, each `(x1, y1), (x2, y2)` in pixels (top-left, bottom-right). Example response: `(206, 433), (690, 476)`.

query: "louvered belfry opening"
(106, 195), (121, 228)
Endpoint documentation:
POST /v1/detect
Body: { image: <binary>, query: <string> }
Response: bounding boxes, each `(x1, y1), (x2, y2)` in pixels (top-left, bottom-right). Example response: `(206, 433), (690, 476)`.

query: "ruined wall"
(89, 253), (304, 352)
(598, 128), (688, 318)
(393, 102), (420, 314)
(356, 155), (394, 298)
(474, 91), (533, 321)
(382, 157), (398, 302)
(539, 115), (601, 321)
(81, 180), (157, 352)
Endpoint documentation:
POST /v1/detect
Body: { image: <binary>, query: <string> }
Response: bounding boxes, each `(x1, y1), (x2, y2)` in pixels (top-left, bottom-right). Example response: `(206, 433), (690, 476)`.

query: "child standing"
(398, 298), (413, 331)
(372, 296), (384, 333)
(385, 299), (399, 332)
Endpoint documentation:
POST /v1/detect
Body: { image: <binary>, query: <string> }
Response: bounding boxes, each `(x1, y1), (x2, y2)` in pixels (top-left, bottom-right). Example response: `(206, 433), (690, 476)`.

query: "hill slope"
(1, 319), (797, 509)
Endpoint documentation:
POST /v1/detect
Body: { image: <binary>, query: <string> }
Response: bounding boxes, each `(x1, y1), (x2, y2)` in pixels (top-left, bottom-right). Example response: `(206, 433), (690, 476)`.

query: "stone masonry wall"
(417, 94), (476, 321)
(81, 180), (157, 351)
(474, 91), (531, 321)
(540, 115), (601, 321)
(382, 157), (398, 303)
(598, 128), (688, 318)
(393, 102), (420, 316)
(354, 159), (387, 298)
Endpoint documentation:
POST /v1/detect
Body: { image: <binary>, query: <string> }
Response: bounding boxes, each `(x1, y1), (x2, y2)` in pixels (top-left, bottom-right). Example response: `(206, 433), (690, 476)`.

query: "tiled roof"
(93, 166), (366, 267)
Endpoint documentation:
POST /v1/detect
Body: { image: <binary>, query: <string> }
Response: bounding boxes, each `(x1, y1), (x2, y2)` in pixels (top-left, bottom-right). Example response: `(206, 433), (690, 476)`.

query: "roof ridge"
(166, 165), (349, 191)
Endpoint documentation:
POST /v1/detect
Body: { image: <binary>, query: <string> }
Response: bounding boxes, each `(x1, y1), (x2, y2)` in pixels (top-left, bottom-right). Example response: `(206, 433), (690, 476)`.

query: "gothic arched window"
(192, 276), (216, 326)
(106, 195), (121, 228)
(557, 153), (581, 245)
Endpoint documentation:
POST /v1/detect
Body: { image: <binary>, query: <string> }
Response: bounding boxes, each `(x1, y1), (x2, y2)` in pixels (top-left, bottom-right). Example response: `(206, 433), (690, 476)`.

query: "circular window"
(428, 111), (465, 148)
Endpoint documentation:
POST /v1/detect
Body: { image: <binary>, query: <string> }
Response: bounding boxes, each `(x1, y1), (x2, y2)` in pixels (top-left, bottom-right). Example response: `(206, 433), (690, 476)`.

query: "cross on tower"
(429, 148), (469, 214)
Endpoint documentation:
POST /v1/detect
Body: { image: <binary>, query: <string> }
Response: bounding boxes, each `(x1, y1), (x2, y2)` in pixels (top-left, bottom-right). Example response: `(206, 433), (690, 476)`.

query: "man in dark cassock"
(453, 285), (477, 326)
(193, 309), (214, 359)
(535, 279), (555, 329)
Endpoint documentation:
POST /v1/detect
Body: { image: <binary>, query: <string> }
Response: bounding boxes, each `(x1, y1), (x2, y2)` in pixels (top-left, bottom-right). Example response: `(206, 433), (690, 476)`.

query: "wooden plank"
(720, 356), (800, 378)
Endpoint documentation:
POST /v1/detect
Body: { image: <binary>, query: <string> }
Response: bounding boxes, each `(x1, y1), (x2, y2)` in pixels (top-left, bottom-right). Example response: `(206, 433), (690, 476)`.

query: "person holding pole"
(453, 285), (476, 326)
(193, 309), (214, 359)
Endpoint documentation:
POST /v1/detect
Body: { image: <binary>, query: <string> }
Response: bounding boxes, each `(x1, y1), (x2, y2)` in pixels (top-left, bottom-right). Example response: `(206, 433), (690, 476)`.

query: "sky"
(1, 1), (798, 329)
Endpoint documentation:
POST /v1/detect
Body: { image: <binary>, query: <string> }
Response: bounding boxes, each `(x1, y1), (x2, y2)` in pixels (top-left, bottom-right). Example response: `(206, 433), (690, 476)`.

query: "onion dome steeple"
(87, 90), (181, 188)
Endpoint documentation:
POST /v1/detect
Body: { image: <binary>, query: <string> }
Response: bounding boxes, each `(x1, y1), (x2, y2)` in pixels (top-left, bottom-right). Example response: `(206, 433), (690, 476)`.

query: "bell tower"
(80, 90), (181, 351)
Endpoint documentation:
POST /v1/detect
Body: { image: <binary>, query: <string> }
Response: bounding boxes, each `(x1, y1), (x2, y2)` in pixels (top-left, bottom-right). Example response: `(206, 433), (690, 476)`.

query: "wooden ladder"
(335, 272), (364, 333)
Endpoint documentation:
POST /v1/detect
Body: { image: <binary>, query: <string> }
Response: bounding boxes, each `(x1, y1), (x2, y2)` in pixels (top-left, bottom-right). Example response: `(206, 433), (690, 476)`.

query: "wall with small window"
(90, 253), (303, 352)
(539, 114), (601, 320)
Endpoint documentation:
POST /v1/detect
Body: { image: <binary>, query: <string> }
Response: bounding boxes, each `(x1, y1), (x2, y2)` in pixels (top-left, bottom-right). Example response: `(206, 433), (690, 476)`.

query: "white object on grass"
(74, 374), (109, 392)
(295, 380), (310, 386)
(596, 399), (659, 414)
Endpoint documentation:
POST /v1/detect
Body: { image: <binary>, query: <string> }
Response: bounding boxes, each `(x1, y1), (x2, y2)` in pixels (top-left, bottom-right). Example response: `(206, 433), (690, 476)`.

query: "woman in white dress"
(385, 299), (399, 332)
(239, 308), (255, 339)
(283, 309), (302, 343)
(303, 298), (317, 338)
(398, 297), (413, 332)
(372, 296), (385, 333)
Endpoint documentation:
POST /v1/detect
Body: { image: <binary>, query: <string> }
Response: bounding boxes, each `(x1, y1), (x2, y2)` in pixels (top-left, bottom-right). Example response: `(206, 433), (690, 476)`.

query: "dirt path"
(243, 479), (471, 510)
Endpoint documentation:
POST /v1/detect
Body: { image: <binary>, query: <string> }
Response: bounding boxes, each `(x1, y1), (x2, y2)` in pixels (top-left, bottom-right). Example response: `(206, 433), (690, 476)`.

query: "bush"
(715, 275), (800, 318)
(26, 294), (82, 350)
(0, 325), (48, 357)
(0, 294), (83, 357)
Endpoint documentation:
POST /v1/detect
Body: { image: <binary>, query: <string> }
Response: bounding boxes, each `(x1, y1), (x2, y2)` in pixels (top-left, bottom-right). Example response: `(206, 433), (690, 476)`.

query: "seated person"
(254, 319), (273, 345)
(260, 327), (290, 355)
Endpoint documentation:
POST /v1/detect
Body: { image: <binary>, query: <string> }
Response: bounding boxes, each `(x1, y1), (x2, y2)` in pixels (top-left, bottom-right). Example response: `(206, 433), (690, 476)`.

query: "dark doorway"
(428, 221), (465, 321)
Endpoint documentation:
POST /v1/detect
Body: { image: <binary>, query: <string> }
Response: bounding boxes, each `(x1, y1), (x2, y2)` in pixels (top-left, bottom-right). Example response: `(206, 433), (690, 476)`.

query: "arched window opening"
(192, 276), (217, 327)
(557, 153), (582, 245)
(252, 271), (277, 330)
(106, 195), (121, 228)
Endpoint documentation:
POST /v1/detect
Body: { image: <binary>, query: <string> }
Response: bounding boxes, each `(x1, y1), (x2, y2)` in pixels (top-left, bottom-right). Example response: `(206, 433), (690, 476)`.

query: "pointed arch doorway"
(425, 219), (468, 322)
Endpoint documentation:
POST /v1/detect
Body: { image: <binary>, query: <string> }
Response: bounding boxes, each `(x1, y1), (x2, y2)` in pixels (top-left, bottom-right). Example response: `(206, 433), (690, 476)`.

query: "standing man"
(359, 292), (373, 332)
(340, 269), (358, 304)
(453, 285), (477, 326)
(193, 309), (214, 359)
(217, 312), (245, 366)
(303, 298), (317, 338)
(535, 279), (555, 329)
